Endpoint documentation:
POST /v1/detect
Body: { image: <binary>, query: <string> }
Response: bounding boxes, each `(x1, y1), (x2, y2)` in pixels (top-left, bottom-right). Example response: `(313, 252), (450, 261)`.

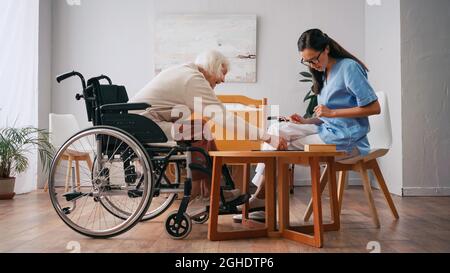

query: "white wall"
(400, 0), (450, 196)
(365, 0), (403, 195)
(50, 0), (366, 185)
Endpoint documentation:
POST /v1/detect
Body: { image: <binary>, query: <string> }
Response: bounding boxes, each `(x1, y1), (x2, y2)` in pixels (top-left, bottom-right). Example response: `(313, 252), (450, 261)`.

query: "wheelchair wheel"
(92, 158), (180, 222)
(48, 126), (154, 238)
(165, 211), (192, 240)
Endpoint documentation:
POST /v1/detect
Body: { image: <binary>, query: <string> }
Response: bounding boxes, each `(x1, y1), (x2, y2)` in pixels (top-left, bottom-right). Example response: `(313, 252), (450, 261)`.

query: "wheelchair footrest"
(188, 206), (209, 218)
(62, 191), (88, 202)
(218, 207), (239, 215)
(128, 189), (143, 198)
(219, 193), (251, 214)
(222, 193), (251, 207)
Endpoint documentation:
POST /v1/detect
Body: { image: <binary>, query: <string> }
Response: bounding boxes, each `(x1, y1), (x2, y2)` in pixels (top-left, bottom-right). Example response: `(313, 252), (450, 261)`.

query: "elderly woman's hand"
(265, 135), (288, 150)
(290, 113), (306, 124)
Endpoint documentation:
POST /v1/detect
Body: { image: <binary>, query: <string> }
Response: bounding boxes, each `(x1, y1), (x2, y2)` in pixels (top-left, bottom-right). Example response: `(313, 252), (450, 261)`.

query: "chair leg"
(43, 179), (49, 192)
(85, 155), (93, 171)
(372, 160), (399, 219)
(303, 165), (329, 222)
(75, 160), (81, 191)
(357, 163), (380, 228)
(64, 158), (73, 193)
(337, 171), (348, 215)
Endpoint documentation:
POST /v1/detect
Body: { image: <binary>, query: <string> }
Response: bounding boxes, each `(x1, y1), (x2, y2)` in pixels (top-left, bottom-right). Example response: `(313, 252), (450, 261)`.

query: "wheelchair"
(48, 71), (250, 239)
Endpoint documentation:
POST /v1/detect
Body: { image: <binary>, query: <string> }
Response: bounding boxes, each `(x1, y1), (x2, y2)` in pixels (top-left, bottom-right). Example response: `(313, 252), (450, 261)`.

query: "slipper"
(236, 196), (265, 212)
(232, 211), (266, 223)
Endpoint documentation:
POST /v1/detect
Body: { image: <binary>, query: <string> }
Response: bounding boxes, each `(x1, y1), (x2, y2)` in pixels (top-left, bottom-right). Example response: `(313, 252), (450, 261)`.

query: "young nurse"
(234, 28), (381, 222)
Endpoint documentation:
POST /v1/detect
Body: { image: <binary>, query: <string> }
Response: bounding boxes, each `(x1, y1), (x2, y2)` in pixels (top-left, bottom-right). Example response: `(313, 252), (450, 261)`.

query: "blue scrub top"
(317, 58), (378, 155)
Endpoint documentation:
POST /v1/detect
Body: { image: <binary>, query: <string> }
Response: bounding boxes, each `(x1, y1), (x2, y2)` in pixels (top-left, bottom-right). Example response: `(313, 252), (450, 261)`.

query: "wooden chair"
(215, 95), (296, 193)
(44, 114), (92, 192)
(215, 95), (267, 151)
(214, 95), (267, 190)
(303, 92), (399, 227)
(57, 149), (93, 192)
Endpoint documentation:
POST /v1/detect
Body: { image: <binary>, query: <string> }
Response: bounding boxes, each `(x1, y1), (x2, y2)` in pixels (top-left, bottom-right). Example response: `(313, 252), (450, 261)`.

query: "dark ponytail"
(298, 29), (368, 95)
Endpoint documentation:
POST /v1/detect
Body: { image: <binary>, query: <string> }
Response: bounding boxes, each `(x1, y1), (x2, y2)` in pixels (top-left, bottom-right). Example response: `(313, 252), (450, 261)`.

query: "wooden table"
(207, 150), (345, 248)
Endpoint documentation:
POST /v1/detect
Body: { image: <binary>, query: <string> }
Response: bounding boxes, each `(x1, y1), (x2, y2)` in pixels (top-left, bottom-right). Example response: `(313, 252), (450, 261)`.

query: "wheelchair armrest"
(100, 103), (151, 112)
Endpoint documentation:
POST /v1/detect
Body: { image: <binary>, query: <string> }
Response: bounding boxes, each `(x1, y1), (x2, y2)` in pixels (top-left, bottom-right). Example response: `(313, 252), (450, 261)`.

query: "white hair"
(194, 50), (230, 78)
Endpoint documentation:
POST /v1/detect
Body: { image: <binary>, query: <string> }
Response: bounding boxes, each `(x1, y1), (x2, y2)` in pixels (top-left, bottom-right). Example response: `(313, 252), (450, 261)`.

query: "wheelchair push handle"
(75, 93), (84, 101)
(56, 71), (87, 91)
(89, 75), (112, 85)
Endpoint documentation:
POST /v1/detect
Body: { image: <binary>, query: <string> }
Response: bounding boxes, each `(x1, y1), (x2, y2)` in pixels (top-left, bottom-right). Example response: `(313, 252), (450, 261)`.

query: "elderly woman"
(130, 50), (286, 203)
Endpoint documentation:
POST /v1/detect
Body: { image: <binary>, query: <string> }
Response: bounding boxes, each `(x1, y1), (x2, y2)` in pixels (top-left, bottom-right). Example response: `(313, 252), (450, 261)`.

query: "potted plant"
(0, 126), (54, 200)
(299, 71), (318, 118)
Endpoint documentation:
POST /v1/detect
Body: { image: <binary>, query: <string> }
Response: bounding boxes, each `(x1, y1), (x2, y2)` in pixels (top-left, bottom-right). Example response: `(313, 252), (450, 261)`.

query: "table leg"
(242, 163), (251, 220)
(208, 157), (223, 240)
(310, 157), (324, 248)
(277, 159), (290, 232)
(265, 158), (276, 233)
(327, 157), (340, 230)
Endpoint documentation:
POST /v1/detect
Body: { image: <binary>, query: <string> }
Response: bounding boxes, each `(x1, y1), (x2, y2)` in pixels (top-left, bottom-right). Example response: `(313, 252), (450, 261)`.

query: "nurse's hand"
(314, 105), (335, 118)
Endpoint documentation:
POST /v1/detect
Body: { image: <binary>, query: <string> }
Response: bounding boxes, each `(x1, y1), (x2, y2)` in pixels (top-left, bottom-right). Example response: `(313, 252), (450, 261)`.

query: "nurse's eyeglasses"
(301, 50), (324, 67)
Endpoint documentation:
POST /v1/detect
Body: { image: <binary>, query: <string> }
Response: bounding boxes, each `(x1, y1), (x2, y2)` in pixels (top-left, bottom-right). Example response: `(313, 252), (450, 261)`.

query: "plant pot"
(0, 177), (16, 200)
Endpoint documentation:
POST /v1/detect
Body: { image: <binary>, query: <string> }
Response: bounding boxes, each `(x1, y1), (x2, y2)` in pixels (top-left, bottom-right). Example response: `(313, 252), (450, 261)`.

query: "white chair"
(44, 114), (92, 192)
(303, 92), (399, 228)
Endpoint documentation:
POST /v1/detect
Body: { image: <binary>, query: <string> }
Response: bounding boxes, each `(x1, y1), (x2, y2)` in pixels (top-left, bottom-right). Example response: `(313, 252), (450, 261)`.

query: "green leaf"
(303, 90), (312, 102)
(304, 95), (316, 102)
(303, 90), (317, 102)
(0, 126), (54, 178)
(299, 71), (312, 78)
(305, 95), (318, 118)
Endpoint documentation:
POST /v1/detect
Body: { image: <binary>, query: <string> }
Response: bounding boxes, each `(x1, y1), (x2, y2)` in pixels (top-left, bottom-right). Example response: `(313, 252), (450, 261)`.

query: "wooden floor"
(1, 186), (450, 253)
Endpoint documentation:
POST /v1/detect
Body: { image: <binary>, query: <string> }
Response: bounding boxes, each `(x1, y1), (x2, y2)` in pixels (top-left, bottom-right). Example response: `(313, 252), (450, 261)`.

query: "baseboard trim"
(402, 187), (450, 197)
(0, 193), (15, 200)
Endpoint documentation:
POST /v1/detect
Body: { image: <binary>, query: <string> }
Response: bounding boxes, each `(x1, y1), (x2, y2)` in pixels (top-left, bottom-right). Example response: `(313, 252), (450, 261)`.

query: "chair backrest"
(49, 114), (80, 148)
(84, 78), (129, 125)
(367, 92), (392, 150)
(215, 95), (267, 151)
